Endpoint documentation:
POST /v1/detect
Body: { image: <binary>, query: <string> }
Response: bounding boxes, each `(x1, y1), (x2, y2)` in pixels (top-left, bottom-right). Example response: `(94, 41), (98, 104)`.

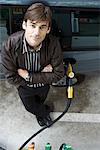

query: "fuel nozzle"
(66, 62), (74, 78)
(63, 58), (76, 79)
(63, 58), (76, 99)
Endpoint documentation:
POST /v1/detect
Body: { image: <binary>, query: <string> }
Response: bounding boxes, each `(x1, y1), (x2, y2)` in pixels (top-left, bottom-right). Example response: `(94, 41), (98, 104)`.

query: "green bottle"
(63, 144), (73, 150)
(45, 143), (51, 150)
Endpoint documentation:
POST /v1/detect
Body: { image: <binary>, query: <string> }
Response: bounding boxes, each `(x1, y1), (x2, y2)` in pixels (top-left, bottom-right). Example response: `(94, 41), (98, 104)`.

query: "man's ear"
(22, 21), (27, 30)
(46, 27), (51, 34)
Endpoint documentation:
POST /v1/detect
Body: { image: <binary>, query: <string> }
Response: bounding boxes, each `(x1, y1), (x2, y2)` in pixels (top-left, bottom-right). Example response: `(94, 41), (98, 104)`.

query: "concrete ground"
(0, 71), (100, 150)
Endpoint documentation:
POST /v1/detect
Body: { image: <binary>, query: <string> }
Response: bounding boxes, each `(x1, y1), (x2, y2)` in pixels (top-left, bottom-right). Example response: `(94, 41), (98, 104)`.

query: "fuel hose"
(19, 58), (75, 150)
(19, 99), (72, 150)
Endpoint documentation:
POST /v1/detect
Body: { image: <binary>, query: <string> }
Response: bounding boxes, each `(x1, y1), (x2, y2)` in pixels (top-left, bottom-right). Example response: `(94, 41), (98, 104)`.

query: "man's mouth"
(31, 36), (40, 40)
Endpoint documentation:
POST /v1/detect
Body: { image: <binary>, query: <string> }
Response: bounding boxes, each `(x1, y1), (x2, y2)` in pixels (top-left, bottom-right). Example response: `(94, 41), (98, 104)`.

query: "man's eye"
(40, 26), (47, 30)
(32, 25), (36, 28)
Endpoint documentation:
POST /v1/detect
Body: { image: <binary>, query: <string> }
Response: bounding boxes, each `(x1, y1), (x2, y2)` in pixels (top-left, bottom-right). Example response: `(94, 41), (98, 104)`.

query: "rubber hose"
(19, 99), (72, 150)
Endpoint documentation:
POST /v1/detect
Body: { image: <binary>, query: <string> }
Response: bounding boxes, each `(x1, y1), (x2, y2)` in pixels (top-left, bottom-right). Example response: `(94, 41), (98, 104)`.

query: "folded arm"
(1, 37), (64, 87)
(18, 40), (64, 84)
(1, 40), (26, 88)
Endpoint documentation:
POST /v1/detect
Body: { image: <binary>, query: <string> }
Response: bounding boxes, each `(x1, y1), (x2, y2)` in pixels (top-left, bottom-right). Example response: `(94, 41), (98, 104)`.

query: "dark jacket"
(1, 31), (64, 88)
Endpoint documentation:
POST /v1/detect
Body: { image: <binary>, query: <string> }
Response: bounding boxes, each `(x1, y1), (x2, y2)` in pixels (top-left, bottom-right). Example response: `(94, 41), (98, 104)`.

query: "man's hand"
(41, 64), (53, 72)
(18, 69), (29, 79)
(18, 64), (53, 79)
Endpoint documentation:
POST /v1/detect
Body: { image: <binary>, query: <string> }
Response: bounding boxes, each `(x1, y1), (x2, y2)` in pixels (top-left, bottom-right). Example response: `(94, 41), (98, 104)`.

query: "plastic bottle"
(63, 144), (73, 150)
(28, 142), (35, 150)
(45, 143), (51, 150)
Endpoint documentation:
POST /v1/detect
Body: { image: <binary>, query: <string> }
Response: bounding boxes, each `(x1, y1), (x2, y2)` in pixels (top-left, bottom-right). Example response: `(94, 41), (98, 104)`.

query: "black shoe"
(36, 116), (45, 127)
(45, 102), (54, 112)
(43, 114), (53, 127)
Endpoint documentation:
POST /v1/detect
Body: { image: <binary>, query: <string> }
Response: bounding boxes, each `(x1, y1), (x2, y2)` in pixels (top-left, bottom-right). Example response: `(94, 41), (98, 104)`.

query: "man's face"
(23, 20), (50, 47)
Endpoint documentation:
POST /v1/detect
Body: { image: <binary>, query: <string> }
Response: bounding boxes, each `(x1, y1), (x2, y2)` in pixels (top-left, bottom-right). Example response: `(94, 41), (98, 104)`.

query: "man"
(1, 3), (64, 127)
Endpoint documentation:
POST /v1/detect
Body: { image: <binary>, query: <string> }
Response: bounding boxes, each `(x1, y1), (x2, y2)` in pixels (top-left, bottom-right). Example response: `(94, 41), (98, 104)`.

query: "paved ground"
(0, 71), (100, 150)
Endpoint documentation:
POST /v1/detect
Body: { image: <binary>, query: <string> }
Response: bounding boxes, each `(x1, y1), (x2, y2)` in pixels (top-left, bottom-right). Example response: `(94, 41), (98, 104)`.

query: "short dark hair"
(24, 3), (52, 27)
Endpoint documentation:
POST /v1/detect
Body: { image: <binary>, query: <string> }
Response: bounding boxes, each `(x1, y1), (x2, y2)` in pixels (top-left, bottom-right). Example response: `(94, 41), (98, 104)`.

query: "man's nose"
(34, 27), (40, 36)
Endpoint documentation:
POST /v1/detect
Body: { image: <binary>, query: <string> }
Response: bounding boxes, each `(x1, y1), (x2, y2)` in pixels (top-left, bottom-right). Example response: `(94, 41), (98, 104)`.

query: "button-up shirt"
(23, 36), (44, 88)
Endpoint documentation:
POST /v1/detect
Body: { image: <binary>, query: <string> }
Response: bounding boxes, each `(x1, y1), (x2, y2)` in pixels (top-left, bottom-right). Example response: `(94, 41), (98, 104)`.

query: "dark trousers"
(18, 85), (50, 118)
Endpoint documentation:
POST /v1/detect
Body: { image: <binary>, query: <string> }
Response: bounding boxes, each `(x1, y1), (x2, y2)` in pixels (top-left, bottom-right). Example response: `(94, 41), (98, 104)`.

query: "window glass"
(51, 8), (72, 49)
(73, 11), (100, 36)
(11, 7), (25, 33)
(0, 8), (9, 50)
